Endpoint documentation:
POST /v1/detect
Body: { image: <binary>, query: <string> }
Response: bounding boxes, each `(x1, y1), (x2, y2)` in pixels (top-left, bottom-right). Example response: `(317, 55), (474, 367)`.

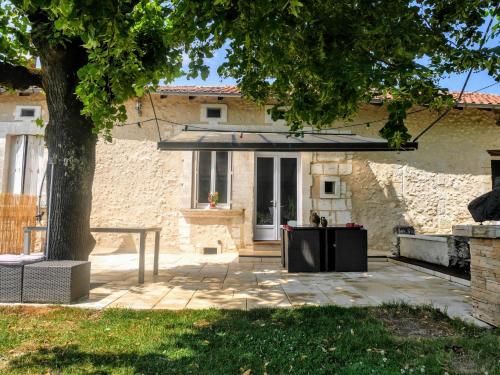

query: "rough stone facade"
(0, 90), (498, 255)
(310, 152), (353, 225)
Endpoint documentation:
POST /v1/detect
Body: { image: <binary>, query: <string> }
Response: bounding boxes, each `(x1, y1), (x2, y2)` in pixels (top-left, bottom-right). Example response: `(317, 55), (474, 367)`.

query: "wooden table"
(23, 226), (162, 284)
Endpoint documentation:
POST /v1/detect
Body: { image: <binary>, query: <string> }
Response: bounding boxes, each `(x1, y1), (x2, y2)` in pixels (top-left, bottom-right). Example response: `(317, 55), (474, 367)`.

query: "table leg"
(23, 229), (32, 255)
(139, 232), (146, 284)
(153, 231), (160, 276)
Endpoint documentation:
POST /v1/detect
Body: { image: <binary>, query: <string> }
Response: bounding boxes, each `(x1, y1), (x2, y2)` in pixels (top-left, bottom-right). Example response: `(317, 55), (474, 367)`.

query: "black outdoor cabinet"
(282, 226), (367, 272)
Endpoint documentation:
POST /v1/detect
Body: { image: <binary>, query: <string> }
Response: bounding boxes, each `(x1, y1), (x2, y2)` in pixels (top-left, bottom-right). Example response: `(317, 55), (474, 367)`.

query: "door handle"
(270, 200), (276, 207)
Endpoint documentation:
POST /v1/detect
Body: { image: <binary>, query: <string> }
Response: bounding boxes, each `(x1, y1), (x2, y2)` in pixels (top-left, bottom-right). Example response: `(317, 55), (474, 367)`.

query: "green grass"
(0, 304), (498, 374)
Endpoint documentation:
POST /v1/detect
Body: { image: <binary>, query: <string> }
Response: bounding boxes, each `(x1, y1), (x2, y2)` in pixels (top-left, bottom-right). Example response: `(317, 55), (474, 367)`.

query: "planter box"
(0, 254), (44, 303)
(399, 234), (450, 266)
(22, 261), (91, 304)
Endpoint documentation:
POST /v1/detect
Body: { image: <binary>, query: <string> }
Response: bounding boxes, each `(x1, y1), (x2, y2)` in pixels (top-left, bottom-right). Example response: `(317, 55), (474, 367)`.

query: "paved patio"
(72, 252), (484, 326)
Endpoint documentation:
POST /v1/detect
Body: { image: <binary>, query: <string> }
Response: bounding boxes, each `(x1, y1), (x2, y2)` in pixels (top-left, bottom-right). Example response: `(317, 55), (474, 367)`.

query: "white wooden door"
(254, 153), (298, 240)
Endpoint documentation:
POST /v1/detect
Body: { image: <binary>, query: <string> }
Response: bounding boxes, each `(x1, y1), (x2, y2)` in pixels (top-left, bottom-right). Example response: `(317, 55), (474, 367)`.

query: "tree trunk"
(37, 39), (97, 261)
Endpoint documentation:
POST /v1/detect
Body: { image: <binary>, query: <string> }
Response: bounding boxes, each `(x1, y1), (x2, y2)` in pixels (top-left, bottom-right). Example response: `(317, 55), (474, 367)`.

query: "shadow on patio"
(74, 252), (483, 327)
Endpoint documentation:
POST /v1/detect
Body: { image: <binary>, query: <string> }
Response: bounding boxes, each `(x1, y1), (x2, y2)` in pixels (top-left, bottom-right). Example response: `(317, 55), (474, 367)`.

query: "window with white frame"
(195, 151), (231, 207)
(200, 104), (227, 123)
(7, 135), (47, 196)
(14, 105), (41, 121)
(264, 105), (287, 125)
(319, 176), (341, 198)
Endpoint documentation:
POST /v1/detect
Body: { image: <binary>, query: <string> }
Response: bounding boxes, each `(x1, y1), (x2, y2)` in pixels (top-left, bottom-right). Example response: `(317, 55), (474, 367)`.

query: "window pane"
(215, 152), (229, 203)
(23, 136), (46, 196)
(8, 136), (25, 194)
(492, 160), (500, 189)
(280, 158), (297, 225)
(20, 108), (35, 117)
(206, 108), (221, 118)
(256, 157), (274, 225)
(197, 151), (211, 203)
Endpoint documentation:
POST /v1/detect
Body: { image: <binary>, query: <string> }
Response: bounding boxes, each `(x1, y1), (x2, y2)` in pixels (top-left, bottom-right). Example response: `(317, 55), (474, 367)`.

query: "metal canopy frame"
(157, 130), (418, 152)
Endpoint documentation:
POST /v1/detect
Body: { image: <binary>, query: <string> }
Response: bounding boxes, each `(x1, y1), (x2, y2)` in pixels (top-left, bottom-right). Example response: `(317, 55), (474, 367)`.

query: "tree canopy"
(173, 0), (499, 146)
(1, 0), (498, 145)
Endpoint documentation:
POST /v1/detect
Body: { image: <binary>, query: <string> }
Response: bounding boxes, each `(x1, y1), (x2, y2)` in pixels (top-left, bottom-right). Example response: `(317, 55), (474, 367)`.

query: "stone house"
(0, 86), (498, 256)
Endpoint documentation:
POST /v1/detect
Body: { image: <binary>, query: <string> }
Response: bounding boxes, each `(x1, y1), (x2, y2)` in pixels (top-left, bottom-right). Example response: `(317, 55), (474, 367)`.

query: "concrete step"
(253, 240), (280, 246)
(239, 249), (281, 257)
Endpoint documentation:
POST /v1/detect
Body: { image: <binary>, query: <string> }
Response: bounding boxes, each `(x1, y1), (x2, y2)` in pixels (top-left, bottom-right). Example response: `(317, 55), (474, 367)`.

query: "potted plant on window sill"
(208, 192), (219, 209)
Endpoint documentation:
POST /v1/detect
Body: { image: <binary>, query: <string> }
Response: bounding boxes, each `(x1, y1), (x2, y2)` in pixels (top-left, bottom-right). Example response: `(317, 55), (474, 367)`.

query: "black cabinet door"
(334, 229), (368, 272)
(286, 230), (321, 272)
(324, 228), (336, 271)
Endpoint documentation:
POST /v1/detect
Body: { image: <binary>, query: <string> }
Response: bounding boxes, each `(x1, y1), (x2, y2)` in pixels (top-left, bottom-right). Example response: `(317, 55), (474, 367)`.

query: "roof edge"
(2, 85), (498, 109)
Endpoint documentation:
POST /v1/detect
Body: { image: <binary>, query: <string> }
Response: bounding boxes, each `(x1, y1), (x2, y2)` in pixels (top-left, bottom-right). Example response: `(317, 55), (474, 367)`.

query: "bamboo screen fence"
(0, 193), (37, 254)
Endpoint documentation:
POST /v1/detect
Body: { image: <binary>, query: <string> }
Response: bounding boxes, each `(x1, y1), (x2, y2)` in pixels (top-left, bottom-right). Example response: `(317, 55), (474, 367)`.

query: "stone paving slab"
(109, 283), (172, 309)
(154, 286), (197, 310)
(1, 252), (486, 327)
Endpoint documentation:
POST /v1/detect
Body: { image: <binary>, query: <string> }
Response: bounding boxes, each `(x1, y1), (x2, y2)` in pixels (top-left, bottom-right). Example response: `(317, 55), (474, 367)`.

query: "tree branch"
(0, 61), (43, 90)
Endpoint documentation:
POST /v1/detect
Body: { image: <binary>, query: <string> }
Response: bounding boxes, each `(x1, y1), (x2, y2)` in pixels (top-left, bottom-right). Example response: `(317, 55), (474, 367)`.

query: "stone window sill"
(180, 208), (245, 219)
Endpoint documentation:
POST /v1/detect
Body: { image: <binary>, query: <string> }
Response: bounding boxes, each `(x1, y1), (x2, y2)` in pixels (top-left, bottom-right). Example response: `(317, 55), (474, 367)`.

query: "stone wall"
(91, 139), (255, 253)
(309, 152), (353, 225)
(0, 91), (498, 255)
(347, 106), (498, 253)
(470, 237), (499, 326)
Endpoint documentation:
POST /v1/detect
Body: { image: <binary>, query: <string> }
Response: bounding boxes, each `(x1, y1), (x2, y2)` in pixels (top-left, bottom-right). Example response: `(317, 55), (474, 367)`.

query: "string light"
(117, 79), (498, 137)
(116, 107), (428, 135)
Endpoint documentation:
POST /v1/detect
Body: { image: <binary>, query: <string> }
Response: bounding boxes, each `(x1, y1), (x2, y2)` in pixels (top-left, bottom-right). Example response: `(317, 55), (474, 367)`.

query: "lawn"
(0, 304), (498, 375)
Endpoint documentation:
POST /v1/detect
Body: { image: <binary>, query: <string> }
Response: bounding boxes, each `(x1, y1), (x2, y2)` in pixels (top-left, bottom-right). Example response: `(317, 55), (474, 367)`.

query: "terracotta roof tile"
(156, 85), (500, 107)
(453, 92), (500, 106)
(156, 85), (241, 96)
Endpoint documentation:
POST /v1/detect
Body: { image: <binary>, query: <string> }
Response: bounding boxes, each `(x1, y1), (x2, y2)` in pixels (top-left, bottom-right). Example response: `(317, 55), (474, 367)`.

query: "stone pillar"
(453, 225), (500, 327)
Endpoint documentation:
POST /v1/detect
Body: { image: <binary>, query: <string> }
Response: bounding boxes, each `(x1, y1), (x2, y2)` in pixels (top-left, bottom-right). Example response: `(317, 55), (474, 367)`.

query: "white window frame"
(6, 134), (47, 196)
(320, 176), (341, 198)
(264, 105), (287, 125)
(194, 151), (232, 208)
(14, 105), (41, 121)
(200, 104), (227, 124)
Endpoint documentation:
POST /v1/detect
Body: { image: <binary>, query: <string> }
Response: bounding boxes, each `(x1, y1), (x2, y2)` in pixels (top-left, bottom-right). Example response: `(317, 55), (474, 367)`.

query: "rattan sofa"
(0, 254), (44, 302)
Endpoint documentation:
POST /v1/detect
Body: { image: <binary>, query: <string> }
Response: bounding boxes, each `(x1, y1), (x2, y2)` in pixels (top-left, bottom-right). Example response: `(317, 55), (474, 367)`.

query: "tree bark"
(33, 34), (97, 260)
